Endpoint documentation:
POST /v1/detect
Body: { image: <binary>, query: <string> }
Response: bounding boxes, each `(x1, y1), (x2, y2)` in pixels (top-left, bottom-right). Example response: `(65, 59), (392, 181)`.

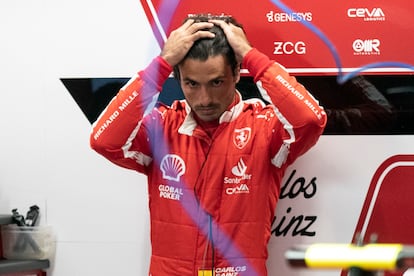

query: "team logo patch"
(160, 154), (186, 182)
(233, 127), (251, 149)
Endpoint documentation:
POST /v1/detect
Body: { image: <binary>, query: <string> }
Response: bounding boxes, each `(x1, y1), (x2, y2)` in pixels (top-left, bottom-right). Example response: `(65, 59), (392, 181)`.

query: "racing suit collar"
(178, 91), (243, 136)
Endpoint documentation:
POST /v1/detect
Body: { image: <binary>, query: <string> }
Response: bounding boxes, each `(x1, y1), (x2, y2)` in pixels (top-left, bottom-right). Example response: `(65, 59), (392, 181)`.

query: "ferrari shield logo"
(233, 127), (252, 149)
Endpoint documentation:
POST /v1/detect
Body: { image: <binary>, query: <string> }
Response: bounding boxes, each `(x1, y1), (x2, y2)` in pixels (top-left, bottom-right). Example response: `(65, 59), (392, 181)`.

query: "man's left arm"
(213, 19), (326, 162)
(243, 48), (327, 163)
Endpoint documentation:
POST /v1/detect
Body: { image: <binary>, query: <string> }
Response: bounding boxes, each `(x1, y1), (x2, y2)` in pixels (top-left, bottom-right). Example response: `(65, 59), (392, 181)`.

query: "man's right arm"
(89, 56), (172, 172)
(90, 20), (224, 171)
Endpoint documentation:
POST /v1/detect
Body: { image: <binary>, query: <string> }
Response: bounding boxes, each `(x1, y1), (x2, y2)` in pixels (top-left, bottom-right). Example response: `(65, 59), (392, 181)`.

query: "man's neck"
(194, 115), (219, 137)
(194, 92), (239, 136)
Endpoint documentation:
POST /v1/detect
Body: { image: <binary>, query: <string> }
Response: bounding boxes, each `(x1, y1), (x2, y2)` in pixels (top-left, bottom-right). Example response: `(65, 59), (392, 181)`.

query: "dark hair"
(173, 14), (243, 80)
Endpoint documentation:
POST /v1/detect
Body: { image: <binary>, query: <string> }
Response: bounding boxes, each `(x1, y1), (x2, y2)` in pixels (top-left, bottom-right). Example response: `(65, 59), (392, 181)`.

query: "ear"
(234, 63), (241, 83)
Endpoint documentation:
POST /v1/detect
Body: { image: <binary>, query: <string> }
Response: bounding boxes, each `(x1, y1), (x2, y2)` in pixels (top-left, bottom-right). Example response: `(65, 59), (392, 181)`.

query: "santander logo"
(224, 158), (252, 195)
(231, 158), (247, 177)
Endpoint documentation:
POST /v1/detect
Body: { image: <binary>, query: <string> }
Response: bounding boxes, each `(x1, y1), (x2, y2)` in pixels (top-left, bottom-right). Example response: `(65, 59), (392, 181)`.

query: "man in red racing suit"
(90, 15), (326, 276)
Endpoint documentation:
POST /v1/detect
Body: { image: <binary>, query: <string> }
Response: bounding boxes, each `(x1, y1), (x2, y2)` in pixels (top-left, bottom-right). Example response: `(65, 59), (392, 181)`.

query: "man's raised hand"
(161, 20), (215, 67)
(210, 19), (252, 63)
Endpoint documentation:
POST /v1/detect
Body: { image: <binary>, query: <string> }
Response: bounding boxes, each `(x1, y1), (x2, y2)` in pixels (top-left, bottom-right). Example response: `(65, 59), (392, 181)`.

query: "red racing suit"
(90, 48), (327, 276)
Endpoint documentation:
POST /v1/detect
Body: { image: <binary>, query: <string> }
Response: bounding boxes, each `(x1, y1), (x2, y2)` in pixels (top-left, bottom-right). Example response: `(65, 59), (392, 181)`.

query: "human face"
(178, 55), (240, 122)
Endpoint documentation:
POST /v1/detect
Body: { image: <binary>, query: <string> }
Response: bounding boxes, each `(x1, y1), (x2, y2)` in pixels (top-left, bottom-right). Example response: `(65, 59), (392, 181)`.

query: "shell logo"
(160, 154), (186, 182)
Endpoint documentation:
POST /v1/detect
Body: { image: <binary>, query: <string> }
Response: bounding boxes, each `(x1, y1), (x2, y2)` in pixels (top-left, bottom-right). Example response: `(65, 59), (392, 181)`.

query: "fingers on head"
(188, 21), (214, 32)
(193, 30), (215, 40)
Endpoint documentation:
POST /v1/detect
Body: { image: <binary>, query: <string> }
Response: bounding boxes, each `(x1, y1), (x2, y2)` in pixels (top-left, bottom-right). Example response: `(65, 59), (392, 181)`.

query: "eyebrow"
(182, 75), (226, 83)
(182, 77), (197, 83)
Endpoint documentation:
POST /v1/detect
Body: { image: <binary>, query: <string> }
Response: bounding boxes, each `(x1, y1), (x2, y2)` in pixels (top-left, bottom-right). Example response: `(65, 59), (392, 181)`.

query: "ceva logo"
(347, 7), (385, 21)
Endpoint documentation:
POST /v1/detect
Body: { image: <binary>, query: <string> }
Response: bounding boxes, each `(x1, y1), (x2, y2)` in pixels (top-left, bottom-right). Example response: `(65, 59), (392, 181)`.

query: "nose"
(198, 86), (213, 106)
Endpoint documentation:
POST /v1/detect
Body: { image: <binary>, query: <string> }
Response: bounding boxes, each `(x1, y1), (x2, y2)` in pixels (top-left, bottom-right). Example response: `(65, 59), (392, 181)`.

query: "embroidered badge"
(233, 127), (251, 149)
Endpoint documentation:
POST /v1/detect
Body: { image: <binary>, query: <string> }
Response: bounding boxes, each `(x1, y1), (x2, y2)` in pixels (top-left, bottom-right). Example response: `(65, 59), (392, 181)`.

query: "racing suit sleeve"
(90, 56), (172, 173)
(243, 48), (327, 167)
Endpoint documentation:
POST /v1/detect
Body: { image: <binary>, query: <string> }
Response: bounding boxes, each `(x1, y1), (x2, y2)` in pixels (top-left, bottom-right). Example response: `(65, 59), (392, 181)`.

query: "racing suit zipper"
(192, 131), (215, 274)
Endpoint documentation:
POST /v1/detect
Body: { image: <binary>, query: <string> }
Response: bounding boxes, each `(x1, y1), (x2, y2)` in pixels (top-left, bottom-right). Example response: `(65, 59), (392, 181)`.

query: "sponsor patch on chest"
(224, 158), (252, 195)
(158, 184), (183, 201)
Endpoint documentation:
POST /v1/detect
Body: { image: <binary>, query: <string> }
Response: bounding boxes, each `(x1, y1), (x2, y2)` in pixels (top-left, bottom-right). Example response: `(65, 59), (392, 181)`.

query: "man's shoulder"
(242, 97), (272, 112)
(151, 100), (188, 120)
(155, 99), (187, 110)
